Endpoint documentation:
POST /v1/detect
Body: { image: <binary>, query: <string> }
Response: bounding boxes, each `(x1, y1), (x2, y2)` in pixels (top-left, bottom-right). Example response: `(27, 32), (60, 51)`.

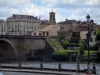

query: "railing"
(0, 35), (46, 39)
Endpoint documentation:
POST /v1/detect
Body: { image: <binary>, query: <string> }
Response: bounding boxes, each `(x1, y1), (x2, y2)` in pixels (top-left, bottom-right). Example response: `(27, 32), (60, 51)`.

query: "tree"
(62, 39), (69, 49)
(95, 28), (100, 62)
(77, 40), (85, 62)
(76, 40), (85, 72)
(96, 28), (100, 41)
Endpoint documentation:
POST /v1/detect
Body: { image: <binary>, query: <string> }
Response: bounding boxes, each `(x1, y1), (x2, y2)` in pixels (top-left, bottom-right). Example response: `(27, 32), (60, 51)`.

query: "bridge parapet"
(0, 35), (46, 39)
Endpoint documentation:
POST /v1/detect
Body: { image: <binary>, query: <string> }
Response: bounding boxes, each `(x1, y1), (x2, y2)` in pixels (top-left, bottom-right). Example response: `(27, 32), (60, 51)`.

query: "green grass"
(47, 38), (64, 51)
(50, 38), (64, 50)
(47, 38), (58, 51)
(84, 51), (97, 56)
(53, 50), (98, 56)
(57, 50), (78, 52)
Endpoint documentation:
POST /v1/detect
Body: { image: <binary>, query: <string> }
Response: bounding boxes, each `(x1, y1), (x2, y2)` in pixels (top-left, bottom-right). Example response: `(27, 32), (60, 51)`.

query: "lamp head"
(86, 14), (90, 22)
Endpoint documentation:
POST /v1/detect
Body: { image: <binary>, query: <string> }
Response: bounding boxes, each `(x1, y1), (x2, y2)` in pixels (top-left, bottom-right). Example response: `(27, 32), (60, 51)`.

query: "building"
(58, 19), (79, 25)
(0, 14), (42, 36)
(6, 14), (42, 35)
(31, 25), (60, 37)
(80, 30), (96, 46)
(49, 11), (56, 25)
(58, 18), (100, 45)
(41, 20), (50, 25)
(0, 19), (7, 35)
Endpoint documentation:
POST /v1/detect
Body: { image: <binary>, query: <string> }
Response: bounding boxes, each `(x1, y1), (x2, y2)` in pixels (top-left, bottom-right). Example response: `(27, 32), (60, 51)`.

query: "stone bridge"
(0, 35), (54, 60)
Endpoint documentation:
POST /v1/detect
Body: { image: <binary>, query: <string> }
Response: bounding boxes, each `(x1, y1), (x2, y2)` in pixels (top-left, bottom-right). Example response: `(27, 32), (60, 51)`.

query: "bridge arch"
(0, 39), (17, 60)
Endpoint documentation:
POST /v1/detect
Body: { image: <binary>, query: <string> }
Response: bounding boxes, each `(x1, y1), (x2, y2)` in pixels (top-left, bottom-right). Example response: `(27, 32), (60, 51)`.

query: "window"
(47, 32), (49, 36)
(89, 38), (93, 42)
(34, 33), (36, 36)
(39, 33), (42, 36)
(43, 32), (45, 36)
(93, 31), (96, 35)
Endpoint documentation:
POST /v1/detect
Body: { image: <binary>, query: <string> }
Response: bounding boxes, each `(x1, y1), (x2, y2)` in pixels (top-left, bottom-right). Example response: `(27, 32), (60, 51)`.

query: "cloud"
(85, 0), (100, 5)
(0, 0), (100, 24)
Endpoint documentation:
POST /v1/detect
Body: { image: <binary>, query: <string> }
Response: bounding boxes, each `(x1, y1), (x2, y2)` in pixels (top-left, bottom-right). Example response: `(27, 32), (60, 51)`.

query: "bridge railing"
(0, 35), (46, 39)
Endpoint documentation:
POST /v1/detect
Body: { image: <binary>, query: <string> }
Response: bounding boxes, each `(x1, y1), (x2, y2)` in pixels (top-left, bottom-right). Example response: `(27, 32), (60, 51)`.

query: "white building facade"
(0, 14), (42, 36)
(80, 30), (96, 46)
(0, 19), (7, 35)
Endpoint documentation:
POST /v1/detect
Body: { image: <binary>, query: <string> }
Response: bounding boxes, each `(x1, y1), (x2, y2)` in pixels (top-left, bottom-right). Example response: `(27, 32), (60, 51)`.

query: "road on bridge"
(0, 72), (54, 75)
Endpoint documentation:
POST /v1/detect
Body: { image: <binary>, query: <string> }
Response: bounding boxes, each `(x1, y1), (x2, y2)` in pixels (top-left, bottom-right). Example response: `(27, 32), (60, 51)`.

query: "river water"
(1, 61), (100, 74)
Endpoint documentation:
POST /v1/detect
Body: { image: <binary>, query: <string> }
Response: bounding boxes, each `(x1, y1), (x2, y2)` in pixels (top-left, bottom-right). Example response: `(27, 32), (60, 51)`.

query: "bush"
(52, 50), (68, 61)
(83, 51), (97, 62)
(62, 39), (70, 49)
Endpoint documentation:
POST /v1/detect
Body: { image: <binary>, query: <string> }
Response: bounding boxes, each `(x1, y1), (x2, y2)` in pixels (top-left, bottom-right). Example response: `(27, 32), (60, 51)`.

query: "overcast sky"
(0, 0), (100, 24)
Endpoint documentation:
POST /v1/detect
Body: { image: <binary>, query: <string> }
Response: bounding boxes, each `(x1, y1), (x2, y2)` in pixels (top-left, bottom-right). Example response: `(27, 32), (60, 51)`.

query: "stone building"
(6, 14), (42, 35)
(58, 18), (100, 45)
(49, 11), (56, 25)
(0, 19), (7, 35)
(31, 24), (60, 37)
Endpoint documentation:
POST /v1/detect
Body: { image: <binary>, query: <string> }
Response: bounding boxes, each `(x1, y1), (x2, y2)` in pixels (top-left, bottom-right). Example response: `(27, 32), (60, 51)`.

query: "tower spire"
(49, 11), (56, 25)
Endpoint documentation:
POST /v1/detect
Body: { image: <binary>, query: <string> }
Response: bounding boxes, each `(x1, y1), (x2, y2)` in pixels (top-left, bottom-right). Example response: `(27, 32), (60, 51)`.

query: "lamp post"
(86, 14), (91, 74)
(86, 15), (95, 75)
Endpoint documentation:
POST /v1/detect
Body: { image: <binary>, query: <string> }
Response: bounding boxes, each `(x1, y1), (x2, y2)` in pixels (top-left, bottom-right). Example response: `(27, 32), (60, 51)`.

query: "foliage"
(58, 31), (65, 40)
(52, 50), (68, 61)
(61, 39), (70, 49)
(79, 40), (85, 54)
(76, 40), (85, 62)
(84, 51), (97, 61)
(96, 51), (100, 62)
(96, 28), (100, 41)
(62, 39), (69, 45)
(84, 51), (97, 56)
(52, 49), (97, 61)
(50, 38), (64, 50)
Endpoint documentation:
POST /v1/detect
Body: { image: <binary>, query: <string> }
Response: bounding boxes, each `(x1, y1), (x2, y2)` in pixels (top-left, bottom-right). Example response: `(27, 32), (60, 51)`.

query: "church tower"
(49, 11), (56, 25)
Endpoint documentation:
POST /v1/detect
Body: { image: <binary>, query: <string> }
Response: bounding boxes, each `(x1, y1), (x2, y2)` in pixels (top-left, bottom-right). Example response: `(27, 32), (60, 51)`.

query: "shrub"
(52, 50), (68, 61)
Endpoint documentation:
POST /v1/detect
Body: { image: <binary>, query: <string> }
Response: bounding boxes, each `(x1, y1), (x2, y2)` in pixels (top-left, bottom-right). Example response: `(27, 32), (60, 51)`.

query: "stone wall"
(0, 37), (54, 60)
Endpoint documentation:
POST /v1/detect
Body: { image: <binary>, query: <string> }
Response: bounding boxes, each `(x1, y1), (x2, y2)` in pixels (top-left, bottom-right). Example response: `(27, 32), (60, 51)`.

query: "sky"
(0, 0), (100, 24)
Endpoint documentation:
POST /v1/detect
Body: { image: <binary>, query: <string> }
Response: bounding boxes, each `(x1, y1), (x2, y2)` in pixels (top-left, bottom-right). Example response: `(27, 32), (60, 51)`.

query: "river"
(1, 61), (100, 74)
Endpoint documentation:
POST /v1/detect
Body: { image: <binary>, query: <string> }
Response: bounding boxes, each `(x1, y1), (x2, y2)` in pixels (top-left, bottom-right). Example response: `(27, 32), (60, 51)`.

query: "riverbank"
(0, 68), (85, 75)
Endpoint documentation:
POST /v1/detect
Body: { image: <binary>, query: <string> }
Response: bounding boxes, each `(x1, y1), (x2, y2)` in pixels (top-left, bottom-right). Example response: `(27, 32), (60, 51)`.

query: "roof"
(58, 19), (79, 25)
(73, 24), (87, 32)
(49, 11), (55, 14)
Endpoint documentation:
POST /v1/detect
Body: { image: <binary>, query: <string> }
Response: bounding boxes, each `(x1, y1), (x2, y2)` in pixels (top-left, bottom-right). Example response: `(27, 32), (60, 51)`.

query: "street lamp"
(86, 14), (92, 74)
(86, 14), (90, 74)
